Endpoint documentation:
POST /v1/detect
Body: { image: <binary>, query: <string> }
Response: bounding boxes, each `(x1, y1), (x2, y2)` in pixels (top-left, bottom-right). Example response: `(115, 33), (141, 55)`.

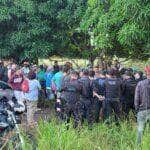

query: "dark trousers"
(93, 99), (103, 123)
(104, 100), (121, 123)
(64, 103), (80, 128)
(80, 99), (93, 126)
(122, 99), (135, 119)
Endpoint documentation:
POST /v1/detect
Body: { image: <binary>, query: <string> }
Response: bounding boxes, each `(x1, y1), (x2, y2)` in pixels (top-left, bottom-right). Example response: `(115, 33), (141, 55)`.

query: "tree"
(0, 0), (88, 63)
(80, 0), (150, 62)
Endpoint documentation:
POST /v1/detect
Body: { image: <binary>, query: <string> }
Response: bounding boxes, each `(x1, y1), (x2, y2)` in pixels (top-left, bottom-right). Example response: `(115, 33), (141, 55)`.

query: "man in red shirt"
(9, 68), (24, 102)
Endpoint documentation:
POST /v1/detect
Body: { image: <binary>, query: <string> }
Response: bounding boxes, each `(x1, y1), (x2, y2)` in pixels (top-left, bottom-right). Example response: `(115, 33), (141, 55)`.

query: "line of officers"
(55, 67), (142, 128)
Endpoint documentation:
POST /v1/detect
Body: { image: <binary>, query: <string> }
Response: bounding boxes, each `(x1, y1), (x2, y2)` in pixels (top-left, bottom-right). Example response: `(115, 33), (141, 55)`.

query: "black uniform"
(79, 76), (93, 126)
(92, 77), (106, 122)
(63, 79), (81, 128)
(104, 78), (122, 123)
(122, 78), (137, 118)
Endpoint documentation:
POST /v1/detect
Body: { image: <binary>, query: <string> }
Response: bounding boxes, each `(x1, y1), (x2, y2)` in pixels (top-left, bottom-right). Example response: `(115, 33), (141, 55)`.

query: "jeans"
(137, 109), (150, 144)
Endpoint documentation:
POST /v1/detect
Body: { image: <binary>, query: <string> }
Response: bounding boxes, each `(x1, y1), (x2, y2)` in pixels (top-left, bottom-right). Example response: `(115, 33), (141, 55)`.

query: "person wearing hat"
(122, 70), (137, 119)
(134, 66), (150, 144)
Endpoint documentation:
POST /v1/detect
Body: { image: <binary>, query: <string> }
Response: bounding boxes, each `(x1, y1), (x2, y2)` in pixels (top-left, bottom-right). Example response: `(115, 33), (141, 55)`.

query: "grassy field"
(32, 57), (150, 150)
(21, 118), (150, 150)
(39, 57), (150, 70)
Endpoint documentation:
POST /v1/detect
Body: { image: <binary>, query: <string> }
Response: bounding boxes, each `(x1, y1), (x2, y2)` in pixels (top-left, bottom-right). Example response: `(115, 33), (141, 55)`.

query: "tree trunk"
(88, 54), (95, 68)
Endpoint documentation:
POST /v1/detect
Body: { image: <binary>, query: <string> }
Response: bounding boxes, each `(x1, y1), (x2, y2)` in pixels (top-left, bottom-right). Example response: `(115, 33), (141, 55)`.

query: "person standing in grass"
(92, 70), (106, 123)
(134, 66), (150, 144)
(103, 69), (122, 124)
(122, 70), (137, 119)
(63, 71), (81, 128)
(24, 71), (41, 127)
(79, 69), (93, 128)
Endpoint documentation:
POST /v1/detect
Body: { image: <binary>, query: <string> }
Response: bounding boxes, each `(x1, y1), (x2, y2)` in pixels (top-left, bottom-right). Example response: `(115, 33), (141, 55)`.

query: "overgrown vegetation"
(21, 119), (150, 150)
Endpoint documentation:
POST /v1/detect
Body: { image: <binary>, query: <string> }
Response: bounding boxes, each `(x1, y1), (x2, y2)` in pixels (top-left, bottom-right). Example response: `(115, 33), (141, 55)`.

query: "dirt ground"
(21, 100), (55, 133)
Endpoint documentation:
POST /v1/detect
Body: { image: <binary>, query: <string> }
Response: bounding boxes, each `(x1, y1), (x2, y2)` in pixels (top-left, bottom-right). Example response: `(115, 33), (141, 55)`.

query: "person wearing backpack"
(122, 70), (137, 119)
(134, 66), (150, 144)
(92, 70), (106, 123)
(24, 71), (41, 127)
(79, 69), (93, 128)
(104, 69), (122, 124)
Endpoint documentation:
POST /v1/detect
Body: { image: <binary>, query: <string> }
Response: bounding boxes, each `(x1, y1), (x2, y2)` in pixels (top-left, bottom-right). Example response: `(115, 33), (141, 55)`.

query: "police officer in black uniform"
(79, 69), (93, 128)
(122, 70), (137, 118)
(92, 70), (106, 122)
(104, 69), (122, 124)
(63, 71), (81, 128)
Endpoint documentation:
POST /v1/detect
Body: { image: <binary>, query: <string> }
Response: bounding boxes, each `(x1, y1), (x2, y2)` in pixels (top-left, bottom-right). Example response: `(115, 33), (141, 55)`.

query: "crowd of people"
(0, 59), (149, 144)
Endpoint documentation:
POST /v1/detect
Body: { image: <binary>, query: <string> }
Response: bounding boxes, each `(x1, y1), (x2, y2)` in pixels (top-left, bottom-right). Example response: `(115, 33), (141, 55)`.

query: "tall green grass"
(21, 119), (150, 150)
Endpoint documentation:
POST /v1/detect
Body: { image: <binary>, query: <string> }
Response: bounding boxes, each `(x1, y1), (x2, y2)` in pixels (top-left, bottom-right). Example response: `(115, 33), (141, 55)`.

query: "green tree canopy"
(0, 0), (87, 63)
(80, 0), (150, 60)
(0, 0), (149, 63)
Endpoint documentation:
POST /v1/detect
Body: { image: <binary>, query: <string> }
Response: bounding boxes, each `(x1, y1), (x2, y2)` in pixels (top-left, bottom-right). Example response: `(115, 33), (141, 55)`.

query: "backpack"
(21, 79), (29, 93)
